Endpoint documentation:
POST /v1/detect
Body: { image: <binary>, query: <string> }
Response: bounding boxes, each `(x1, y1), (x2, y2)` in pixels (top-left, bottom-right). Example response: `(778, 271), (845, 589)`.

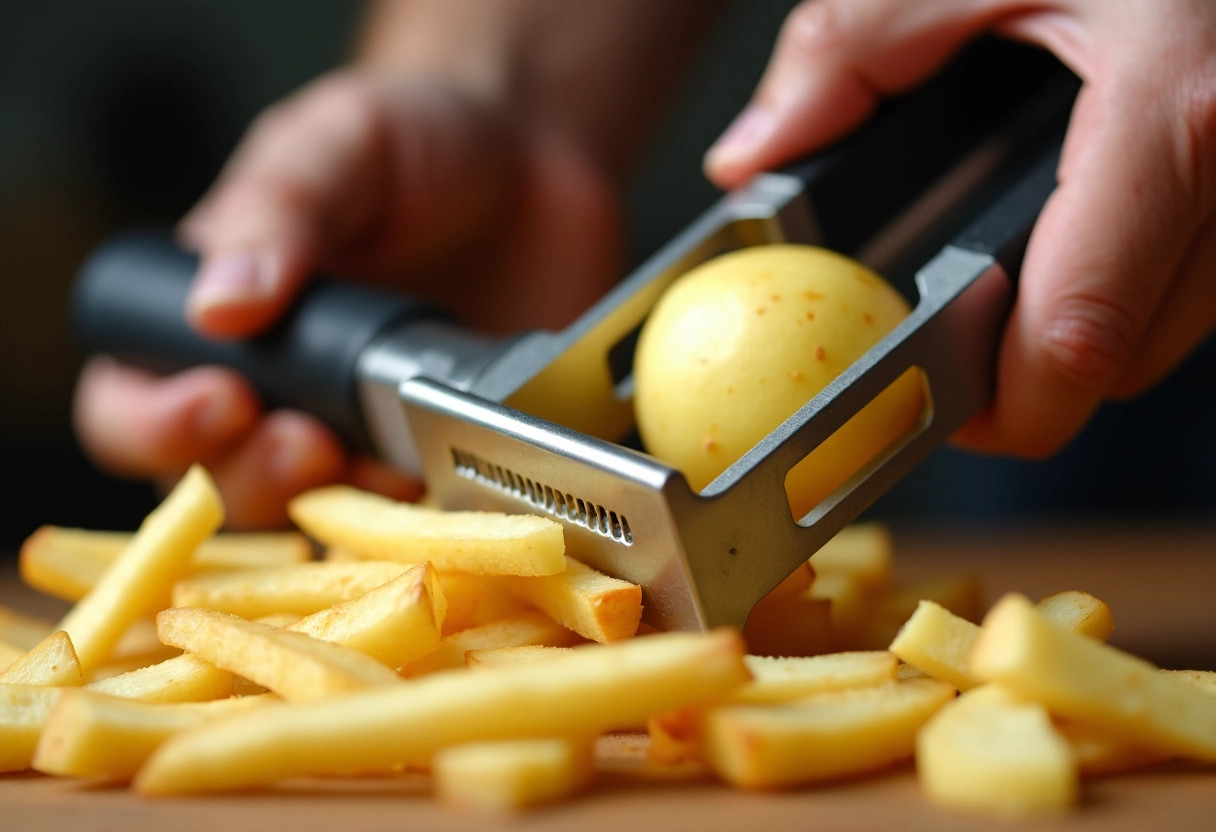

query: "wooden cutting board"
(3, 524), (1215, 831)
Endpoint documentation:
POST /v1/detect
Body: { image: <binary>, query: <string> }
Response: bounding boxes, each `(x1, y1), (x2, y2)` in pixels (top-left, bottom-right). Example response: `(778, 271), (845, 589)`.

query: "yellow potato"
(633, 245), (924, 518)
(917, 684), (1077, 818)
(433, 737), (596, 814)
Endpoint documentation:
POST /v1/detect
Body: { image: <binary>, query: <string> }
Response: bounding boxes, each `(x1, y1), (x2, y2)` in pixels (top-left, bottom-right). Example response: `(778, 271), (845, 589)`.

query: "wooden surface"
(2, 523), (1215, 831)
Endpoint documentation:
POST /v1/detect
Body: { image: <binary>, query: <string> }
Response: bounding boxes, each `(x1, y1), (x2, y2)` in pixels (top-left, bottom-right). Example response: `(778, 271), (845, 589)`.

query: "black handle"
(778, 37), (1078, 265)
(71, 231), (447, 452)
(951, 139), (1062, 281)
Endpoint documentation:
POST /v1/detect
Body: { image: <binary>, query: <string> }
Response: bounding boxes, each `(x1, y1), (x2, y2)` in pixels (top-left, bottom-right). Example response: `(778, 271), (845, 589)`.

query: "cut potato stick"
(0, 631), (82, 686)
(135, 629), (750, 794)
(1035, 591), (1115, 641)
(87, 653), (234, 703)
(20, 526), (312, 604)
(287, 563), (445, 669)
(401, 611), (582, 677)
(288, 485), (566, 576)
(465, 645), (574, 669)
(33, 689), (275, 781)
(436, 572), (531, 635)
(917, 684), (1076, 817)
(0, 684), (62, 772)
(892, 594), (1120, 693)
(502, 557), (642, 643)
(1057, 669), (1216, 777)
(433, 737), (597, 815)
(859, 573), (985, 650)
(734, 651), (898, 704)
(156, 608), (402, 702)
(889, 600), (982, 691)
(702, 678), (954, 789)
(56, 465), (224, 674)
(171, 560), (414, 618)
(971, 593), (1216, 761)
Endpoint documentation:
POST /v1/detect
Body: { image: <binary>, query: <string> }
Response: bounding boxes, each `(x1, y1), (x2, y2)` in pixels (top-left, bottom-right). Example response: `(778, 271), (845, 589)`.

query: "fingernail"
(187, 251), (273, 313)
(706, 105), (776, 169)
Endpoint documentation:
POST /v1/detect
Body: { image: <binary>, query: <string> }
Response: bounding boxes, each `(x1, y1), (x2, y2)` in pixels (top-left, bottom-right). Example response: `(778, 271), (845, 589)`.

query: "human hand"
(705, 0), (1216, 459)
(74, 70), (624, 528)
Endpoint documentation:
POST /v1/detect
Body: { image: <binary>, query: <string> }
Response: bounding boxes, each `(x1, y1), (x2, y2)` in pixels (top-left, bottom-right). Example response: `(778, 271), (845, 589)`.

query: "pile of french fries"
(2, 464), (1214, 819)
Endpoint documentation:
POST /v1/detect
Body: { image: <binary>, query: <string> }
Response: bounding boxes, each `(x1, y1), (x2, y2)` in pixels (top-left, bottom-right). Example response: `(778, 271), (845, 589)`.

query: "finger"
(954, 78), (1200, 456)
(73, 357), (260, 478)
(1111, 211), (1216, 398)
(704, 0), (996, 186)
(198, 411), (347, 530)
(183, 73), (514, 338)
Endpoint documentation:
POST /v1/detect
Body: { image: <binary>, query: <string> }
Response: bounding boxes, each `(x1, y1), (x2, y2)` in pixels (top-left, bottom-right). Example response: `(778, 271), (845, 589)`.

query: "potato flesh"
(917, 684), (1076, 817)
(633, 245), (924, 518)
(970, 594), (1216, 761)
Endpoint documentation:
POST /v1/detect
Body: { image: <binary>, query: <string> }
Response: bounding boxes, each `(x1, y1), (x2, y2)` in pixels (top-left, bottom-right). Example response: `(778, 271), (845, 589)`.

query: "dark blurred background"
(2, 1), (1213, 556)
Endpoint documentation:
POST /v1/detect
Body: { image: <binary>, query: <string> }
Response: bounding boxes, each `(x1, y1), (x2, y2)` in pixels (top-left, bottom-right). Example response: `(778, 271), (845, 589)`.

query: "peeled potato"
(634, 245), (925, 518)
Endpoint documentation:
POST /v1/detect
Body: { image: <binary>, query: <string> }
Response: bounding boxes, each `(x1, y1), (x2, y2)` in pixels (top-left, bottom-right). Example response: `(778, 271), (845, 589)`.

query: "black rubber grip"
(952, 140), (1062, 282)
(71, 231), (447, 452)
(778, 37), (1077, 261)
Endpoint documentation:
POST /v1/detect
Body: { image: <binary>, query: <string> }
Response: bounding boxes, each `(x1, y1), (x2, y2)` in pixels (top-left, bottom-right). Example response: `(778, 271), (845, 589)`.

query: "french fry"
(891, 594), (1120, 693)
(858, 573), (984, 650)
(0, 684), (62, 772)
(55, 465), (224, 674)
(287, 562), (445, 669)
(465, 645), (574, 669)
(1035, 591), (1115, 641)
(888, 600), (982, 691)
(702, 678), (954, 789)
(970, 593), (1216, 762)
(401, 611), (583, 677)
(501, 557), (642, 643)
(86, 654), (234, 703)
(20, 526), (312, 604)
(33, 689), (275, 781)
(917, 683), (1077, 817)
(134, 629), (750, 794)
(156, 608), (402, 702)
(433, 737), (597, 814)
(436, 572), (531, 635)
(171, 560), (414, 618)
(288, 485), (566, 576)
(733, 651), (898, 704)
(0, 631), (82, 686)
(1056, 669), (1216, 777)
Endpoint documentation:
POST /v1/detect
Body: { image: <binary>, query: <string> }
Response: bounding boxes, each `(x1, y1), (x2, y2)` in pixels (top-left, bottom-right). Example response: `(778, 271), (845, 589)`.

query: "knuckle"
(297, 73), (388, 152)
(1040, 294), (1141, 391)
(780, 0), (846, 63)
(1178, 58), (1216, 208)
